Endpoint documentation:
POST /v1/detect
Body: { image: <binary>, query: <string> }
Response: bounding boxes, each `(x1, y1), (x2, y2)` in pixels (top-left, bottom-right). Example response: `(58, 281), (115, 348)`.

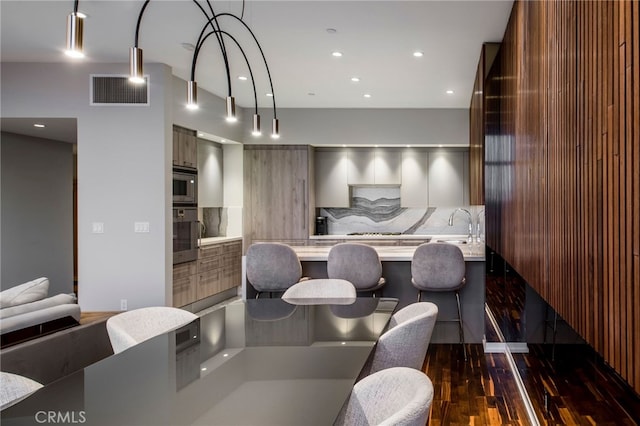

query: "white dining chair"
(367, 302), (438, 375)
(0, 371), (43, 411)
(106, 306), (198, 354)
(334, 367), (434, 426)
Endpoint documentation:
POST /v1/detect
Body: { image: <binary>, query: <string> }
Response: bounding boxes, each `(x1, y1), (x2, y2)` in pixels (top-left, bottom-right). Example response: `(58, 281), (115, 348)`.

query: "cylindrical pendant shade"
(271, 118), (280, 139)
(65, 13), (84, 58)
(252, 114), (261, 136)
(129, 47), (145, 84)
(186, 81), (198, 109)
(226, 97), (237, 122)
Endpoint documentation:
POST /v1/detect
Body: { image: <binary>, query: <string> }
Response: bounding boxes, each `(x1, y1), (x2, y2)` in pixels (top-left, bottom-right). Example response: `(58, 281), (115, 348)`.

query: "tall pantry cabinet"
(243, 145), (314, 247)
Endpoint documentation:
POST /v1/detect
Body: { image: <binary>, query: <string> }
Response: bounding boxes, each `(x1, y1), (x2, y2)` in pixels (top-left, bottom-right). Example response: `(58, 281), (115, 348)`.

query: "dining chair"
(0, 371), (43, 411)
(245, 242), (305, 298)
(367, 302), (438, 374)
(333, 367), (434, 426)
(281, 278), (356, 305)
(106, 306), (198, 354)
(411, 242), (467, 360)
(327, 243), (386, 295)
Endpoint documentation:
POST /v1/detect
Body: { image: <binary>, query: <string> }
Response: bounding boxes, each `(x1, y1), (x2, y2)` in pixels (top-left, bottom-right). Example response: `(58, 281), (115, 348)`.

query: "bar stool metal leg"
(455, 290), (467, 361)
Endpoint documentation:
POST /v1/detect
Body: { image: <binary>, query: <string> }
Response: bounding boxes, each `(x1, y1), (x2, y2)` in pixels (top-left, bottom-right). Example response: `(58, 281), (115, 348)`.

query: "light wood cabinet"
(197, 139), (223, 207)
(401, 150), (428, 207)
(196, 240), (242, 300)
(173, 240), (241, 307)
(172, 261), (197, 307)
(173, 125), (197, 169)
(315, 150), (349, 207)
(244, 146), (313, 246)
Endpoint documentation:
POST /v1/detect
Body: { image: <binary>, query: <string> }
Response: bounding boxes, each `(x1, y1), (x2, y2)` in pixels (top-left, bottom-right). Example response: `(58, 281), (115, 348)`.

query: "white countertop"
(293, 242), (485, 262)
(199, 236), (243, 247)
(308, 234), (468, 240)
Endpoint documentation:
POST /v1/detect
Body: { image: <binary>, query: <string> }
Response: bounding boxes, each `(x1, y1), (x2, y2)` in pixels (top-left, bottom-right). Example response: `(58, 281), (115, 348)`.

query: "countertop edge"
(198, 236), (243, 247)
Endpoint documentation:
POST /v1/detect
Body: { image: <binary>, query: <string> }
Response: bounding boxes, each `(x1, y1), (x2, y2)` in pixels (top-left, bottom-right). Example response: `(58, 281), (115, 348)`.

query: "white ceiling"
(1, 0), (513, 111)
(1, 1), (512, 143)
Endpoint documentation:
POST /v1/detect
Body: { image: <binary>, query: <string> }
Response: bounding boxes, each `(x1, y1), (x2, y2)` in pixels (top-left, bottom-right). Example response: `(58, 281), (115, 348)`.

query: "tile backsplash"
(319, 187), (484, 236)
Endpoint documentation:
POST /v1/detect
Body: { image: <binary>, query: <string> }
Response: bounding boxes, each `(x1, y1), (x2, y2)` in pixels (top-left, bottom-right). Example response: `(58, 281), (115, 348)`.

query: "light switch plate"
(134, 222), (150, 233)
(92, 222), (104, 234)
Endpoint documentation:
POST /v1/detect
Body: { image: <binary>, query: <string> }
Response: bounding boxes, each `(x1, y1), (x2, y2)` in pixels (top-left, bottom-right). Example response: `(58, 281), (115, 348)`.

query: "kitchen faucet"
(448, 208), (473, 241)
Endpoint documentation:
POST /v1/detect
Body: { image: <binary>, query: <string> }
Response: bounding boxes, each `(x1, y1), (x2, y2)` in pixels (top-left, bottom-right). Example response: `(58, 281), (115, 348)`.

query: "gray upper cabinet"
(347, 149), (375, 185)
(198, 139), (223, 207)
(315, 150), (349, 207)
(373, 149), (402, 185)
(400, 150), (428, 207)
(346, 148), (401, 185)
(427, 151), (468, 206)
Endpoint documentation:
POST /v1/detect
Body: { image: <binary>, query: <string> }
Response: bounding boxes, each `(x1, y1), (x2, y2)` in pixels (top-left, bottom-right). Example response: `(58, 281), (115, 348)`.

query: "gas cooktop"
(347, 232), (402, 236)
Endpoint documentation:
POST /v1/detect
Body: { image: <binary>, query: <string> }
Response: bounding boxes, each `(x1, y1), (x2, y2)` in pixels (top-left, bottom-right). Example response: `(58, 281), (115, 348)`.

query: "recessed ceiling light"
(326, 28), (337, 34)
(238, 76), (248, 81)
(332, 51), (343, 57)
(363, 93), (371, 98)
(446, 90), (454, 94)
(33, 123), (45, 128)
(351, 77), (360, 82)
(413, 51), (424, 57)
(308, 92), (315, 96)
(266, 93), (273, 97)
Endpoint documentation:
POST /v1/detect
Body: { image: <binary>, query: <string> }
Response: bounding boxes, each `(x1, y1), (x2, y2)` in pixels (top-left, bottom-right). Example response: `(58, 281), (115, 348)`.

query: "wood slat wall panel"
(484, 0), (639, 393)
(469, 49), (484, 205)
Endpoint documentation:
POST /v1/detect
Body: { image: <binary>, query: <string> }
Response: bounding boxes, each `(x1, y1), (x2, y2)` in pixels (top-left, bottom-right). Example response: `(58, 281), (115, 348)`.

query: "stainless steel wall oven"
(173, 207), (198, 264)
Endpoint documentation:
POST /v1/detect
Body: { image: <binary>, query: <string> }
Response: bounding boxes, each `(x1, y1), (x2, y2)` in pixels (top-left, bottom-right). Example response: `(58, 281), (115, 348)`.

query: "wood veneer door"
(245, 147), (309, 241)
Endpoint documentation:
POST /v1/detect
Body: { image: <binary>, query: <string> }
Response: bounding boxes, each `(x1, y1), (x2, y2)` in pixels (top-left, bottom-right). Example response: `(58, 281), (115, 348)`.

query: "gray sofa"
(0, 278), (81, 347)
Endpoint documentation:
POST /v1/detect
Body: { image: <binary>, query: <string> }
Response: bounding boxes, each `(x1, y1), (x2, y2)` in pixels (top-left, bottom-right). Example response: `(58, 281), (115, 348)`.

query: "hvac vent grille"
(91, 75), (149, 105)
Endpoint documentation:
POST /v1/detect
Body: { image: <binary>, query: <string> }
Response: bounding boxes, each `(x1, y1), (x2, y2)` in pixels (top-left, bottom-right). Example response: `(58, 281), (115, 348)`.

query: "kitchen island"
(293, 242), (485, 344)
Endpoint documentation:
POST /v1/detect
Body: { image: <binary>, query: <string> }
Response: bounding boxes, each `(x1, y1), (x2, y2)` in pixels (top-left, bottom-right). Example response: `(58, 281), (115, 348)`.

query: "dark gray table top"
(2, 298), (398, 426)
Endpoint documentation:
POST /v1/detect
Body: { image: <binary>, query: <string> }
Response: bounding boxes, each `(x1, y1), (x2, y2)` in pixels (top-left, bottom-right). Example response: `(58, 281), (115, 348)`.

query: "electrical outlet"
(120, 299), (127, 311)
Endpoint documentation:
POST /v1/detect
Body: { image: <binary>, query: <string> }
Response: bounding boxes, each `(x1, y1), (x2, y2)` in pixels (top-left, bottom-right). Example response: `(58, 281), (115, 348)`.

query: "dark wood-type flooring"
(424, 344), (529, 425)
(424, 248), (640, 425)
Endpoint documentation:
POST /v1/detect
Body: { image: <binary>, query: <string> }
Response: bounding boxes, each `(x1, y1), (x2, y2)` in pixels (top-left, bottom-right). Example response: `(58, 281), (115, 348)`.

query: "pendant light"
(186, 81), (199, 110)
(65, 1), (84, 58)
(129, 47), (145, 84)
(225, 96), (237, 122)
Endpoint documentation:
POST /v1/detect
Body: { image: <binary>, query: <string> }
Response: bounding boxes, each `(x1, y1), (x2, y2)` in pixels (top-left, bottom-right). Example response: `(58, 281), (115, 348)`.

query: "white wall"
(172, 76), (246, 143)
(1, 132), (74, 295)
(1, 62), (172, 311)
(243, 108), (469, 146)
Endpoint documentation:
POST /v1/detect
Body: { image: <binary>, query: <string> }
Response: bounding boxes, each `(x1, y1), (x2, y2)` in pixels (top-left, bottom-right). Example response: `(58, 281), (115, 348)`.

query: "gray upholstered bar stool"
(246, 242), (305, 298)
(327, 243), (386, 296)
(411, 242), (467, 360)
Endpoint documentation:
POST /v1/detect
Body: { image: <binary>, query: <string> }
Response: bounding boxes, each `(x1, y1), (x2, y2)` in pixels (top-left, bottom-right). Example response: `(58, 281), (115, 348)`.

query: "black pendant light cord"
(192, 29), (259, 115)
(194, 0), (232, 97)
(73, 0), (78, 14)
(214, 12), (277, 119)
(133, 0), (151, 48)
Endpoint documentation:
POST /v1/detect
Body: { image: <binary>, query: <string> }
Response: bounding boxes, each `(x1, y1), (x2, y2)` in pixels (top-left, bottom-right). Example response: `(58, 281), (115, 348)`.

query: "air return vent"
(90, 75), (149, 105)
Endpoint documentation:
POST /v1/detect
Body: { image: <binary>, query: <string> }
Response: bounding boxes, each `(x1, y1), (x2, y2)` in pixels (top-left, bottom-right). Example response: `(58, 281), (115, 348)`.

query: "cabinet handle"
(302, 180), (306, 230)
